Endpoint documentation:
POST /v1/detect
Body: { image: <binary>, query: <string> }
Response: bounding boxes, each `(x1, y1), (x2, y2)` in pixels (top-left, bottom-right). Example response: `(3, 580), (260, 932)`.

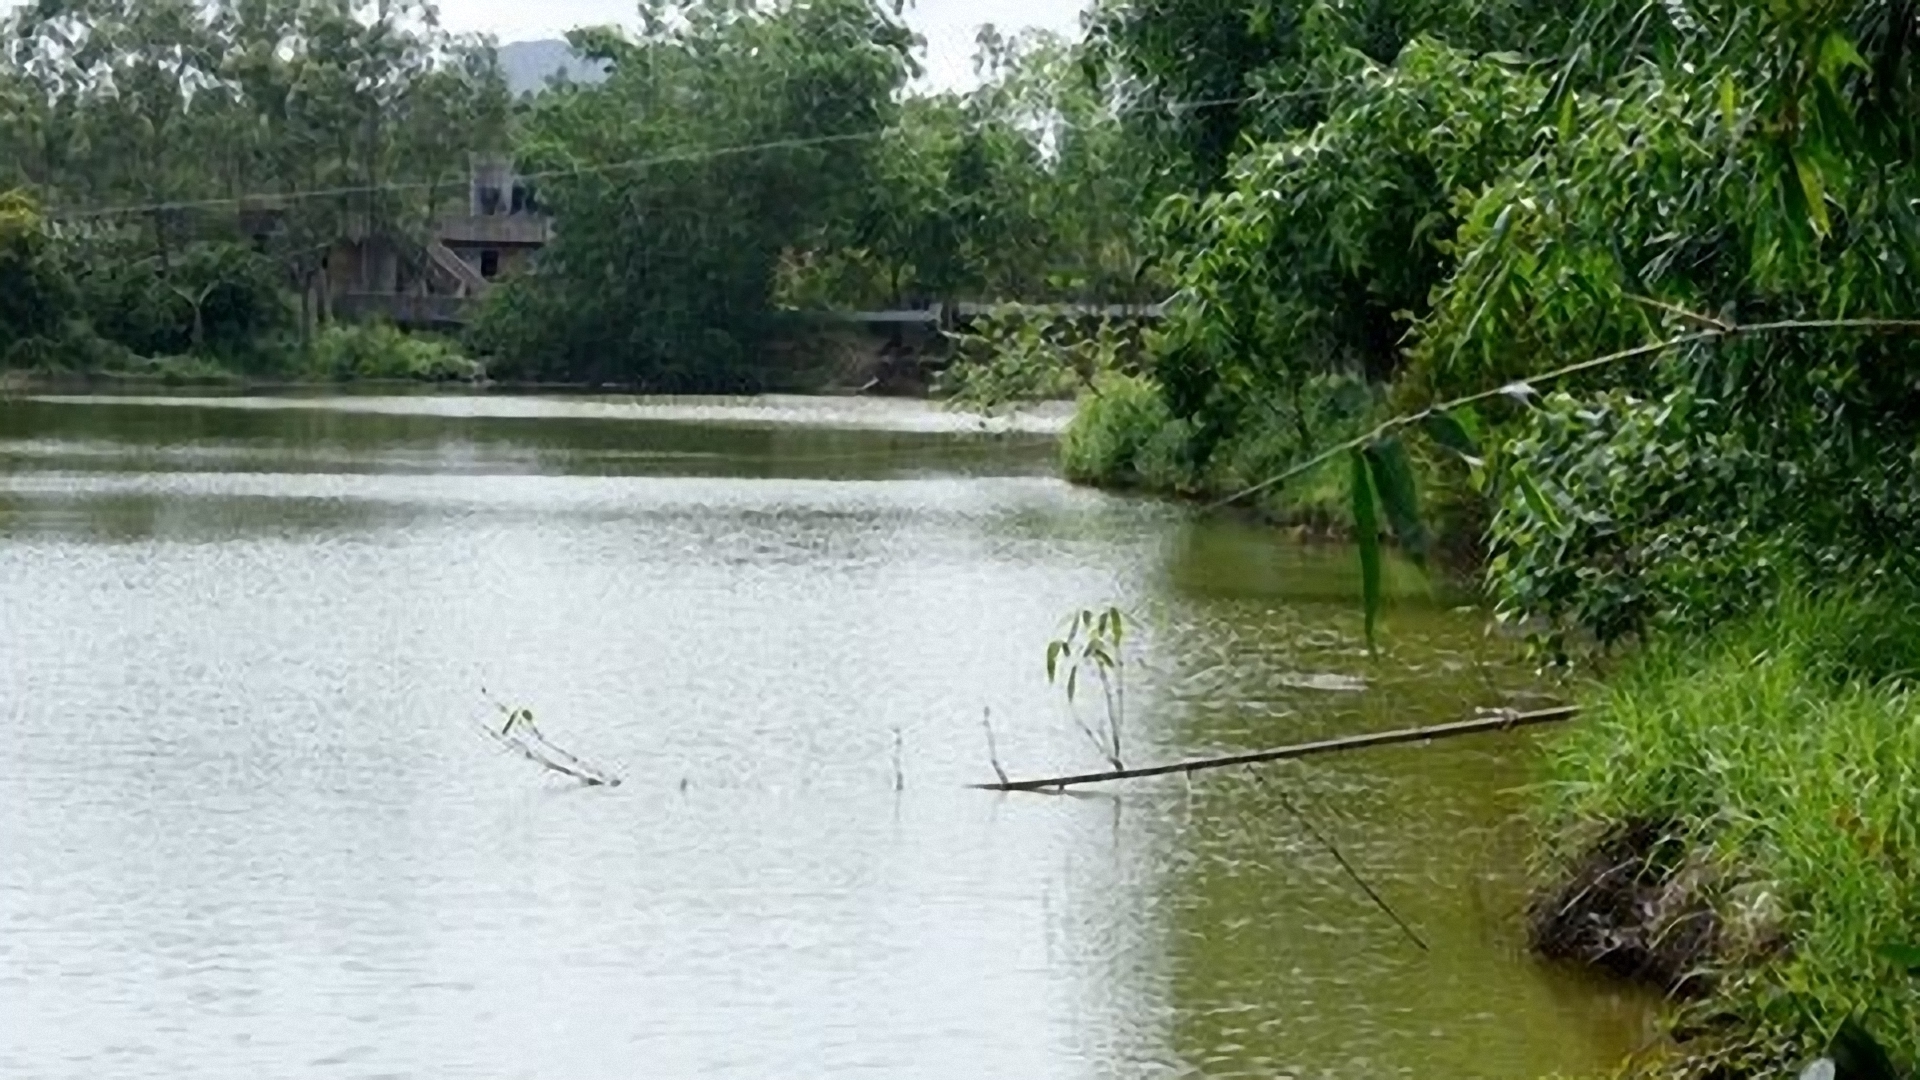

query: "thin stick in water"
(891, 727), (905, 792)
(982, 708), (1011, 787)
(974, 706), (1579, 792)
(1256, 771), (1429, 953)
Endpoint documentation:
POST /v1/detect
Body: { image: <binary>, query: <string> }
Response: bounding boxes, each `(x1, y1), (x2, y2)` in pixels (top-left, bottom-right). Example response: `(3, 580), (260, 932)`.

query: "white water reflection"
(27, 392), (1075, 434)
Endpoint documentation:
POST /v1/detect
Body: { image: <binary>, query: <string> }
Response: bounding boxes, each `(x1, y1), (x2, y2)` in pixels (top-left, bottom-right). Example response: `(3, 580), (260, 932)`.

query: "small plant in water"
(480, 692), (622, 787)
(1047, 606), (1130, 771)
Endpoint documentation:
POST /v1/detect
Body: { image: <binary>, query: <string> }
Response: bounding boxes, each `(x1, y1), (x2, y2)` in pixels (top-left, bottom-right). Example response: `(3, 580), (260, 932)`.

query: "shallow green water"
(0, 393), (1651, 1079)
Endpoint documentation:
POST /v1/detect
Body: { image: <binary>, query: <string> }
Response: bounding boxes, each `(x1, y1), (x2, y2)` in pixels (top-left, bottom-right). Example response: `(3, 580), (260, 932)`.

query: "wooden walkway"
(831, 301), (1168, 327)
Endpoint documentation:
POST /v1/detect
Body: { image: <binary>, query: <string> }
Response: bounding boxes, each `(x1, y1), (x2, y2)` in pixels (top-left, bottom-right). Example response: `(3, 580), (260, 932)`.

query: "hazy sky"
(442, 0), (1092, 90)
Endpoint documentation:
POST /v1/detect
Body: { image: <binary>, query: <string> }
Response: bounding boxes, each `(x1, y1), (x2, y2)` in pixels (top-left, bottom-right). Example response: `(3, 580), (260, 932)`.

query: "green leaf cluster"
(470, 0), (916, 389)
(0, 0), (510, 373)
(1075, 0), (1920, 645)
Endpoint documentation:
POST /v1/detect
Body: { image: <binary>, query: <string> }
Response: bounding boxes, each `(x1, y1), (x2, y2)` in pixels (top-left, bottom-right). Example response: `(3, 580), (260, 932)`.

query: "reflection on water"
(0, 394), (1650, 1079)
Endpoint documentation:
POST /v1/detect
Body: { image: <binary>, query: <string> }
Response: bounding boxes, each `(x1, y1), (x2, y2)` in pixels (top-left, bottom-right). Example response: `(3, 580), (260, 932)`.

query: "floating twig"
(480, 693), (622, 787)
(972, 706), (1580, 792)
(982, 708), (1011, 787)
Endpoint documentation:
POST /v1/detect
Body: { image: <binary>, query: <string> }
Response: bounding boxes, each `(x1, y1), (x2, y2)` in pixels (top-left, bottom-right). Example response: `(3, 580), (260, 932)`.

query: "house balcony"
(436, 214), (552, 247)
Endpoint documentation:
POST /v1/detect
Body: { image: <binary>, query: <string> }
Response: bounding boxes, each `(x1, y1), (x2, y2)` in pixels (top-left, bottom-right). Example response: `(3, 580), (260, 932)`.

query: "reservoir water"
(0, 393), (1649, 1079)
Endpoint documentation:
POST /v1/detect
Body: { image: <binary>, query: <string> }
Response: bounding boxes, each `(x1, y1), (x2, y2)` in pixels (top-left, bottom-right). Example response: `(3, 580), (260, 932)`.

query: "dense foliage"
(1541, 591), (1920, 1073)
(1060, 0), (1920, 651)
(784, 27), (1159, 312)
(470, 0), (915, 389)
(473, 13), (1164, 389)
(0, 0), (509, 371)
(0, 1), (1169, 390)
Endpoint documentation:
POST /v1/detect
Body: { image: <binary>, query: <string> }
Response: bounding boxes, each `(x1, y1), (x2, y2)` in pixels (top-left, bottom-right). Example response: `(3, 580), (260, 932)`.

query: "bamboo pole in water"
(972, 706), (1581, 792)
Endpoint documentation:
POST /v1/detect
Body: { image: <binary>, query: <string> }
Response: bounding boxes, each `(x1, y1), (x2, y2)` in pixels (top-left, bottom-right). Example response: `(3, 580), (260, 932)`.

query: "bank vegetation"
(10, 0), (1920, 1072)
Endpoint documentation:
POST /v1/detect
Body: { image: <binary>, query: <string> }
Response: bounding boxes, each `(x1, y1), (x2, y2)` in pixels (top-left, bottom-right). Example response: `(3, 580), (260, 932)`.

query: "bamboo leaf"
(1451, 405), (1485, 446)
(1818, 31), (1868, 82)
(1423, 411), (1482, 464)
(1515, 470), (1564, 533)
(1878, 943), (1920, 973)
(1350, 449), (1383, 651)
(1793, 150), (1832, 237)
(1046, 640), (1064, 681)
(1365, 438), (1429, 567)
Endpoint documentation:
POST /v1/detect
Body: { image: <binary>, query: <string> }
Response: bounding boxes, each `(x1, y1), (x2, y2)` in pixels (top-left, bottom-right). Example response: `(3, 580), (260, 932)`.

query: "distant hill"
(497, 40), (610, 97)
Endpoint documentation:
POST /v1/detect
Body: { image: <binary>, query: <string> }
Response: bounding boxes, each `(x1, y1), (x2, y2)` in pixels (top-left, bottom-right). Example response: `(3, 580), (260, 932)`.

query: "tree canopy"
(0, 0), (508, 369)
(470, 0), (916, 388)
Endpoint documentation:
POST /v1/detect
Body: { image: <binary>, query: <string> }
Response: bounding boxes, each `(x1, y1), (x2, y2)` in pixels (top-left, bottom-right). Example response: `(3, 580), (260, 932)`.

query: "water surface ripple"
(0, 394), (1649, 1079)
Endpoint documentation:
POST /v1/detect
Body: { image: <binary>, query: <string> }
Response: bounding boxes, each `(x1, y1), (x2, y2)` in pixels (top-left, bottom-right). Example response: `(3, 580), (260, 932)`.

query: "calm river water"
(0, 393), (1650, 1079)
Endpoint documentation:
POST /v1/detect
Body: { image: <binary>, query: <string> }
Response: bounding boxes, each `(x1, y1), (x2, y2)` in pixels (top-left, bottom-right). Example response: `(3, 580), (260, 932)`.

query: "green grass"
(4, 320), (482, 385)
(1061, 372), (1188, 488)
(1059, 373), (1400, 534)
(1539, 589), (1920, 1074)
(300, 322), (481, 383)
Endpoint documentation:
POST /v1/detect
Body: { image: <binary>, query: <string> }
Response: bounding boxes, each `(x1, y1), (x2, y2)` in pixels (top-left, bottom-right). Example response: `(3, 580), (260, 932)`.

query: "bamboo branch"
(971, 706), (1580, 792)
(478, 693), (622, 787)
(1625, 294), (1733, 332)
(480, 722), (621, 786)
(1209, 315), (1920, 511)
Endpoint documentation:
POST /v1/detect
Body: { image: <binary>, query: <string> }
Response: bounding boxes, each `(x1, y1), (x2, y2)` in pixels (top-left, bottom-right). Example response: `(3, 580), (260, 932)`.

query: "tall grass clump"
(1537, 589), (1920, 1072)
(302, 323), (481, 383)
(1060, 372), (1189, 488)
(1060, 370), (1371, 520)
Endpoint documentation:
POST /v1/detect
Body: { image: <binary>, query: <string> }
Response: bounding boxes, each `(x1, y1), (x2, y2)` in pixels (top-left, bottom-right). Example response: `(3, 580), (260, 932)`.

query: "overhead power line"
(42, 84), (1345, 222)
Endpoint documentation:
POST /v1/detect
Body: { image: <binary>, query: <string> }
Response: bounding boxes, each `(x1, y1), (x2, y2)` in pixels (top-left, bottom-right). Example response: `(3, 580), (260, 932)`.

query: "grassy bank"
(1060, 373), (1362, 527)
(1535, 592), (1920, 1076)
(3, 322), (485, 388)
(1057, 373), (1488, 561)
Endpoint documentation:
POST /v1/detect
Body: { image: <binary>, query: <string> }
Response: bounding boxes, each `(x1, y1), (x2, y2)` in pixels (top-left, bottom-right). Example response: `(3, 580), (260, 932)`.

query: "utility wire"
(1206, 315), (1920, 512)
(41, 84), (1346, 222)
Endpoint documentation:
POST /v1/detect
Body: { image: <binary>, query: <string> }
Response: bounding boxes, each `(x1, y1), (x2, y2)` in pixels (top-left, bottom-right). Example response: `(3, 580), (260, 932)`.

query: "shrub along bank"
(992, 1), (1920, 1068)
(1534, 591), (1920, 1077)
(5, 322), (483, 388)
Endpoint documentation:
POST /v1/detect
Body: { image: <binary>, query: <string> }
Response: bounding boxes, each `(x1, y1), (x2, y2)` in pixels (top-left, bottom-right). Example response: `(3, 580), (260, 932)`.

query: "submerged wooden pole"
(972, 705), (1581, 793)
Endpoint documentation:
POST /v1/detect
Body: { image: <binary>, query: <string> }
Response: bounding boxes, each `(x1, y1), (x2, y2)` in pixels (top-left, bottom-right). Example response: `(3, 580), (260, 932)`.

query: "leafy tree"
(473, 0), (916, 389)
(0, 191), (77, 360)
(781, 27), (1162, 311)
(1052, 0), (1920, 658)
(1389, 0), (1920, 642)
(1084, 0), (1569, 187)
(0, 0), (509, 367)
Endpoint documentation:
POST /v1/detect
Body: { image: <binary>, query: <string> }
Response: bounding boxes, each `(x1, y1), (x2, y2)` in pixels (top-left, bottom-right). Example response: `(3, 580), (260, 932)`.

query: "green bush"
(940, 307), (1137, 412)
(303, 323), (481, 382)
(0, 191), (77, 360)
(2, 319), (139, 373)
(1540, 590), (1920, 1072)
(72, 241), (290, 366)
(1061, 372), (1181, 486)
(1486, 382), (1920, 650)
(1061, 367), (1379, 530)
